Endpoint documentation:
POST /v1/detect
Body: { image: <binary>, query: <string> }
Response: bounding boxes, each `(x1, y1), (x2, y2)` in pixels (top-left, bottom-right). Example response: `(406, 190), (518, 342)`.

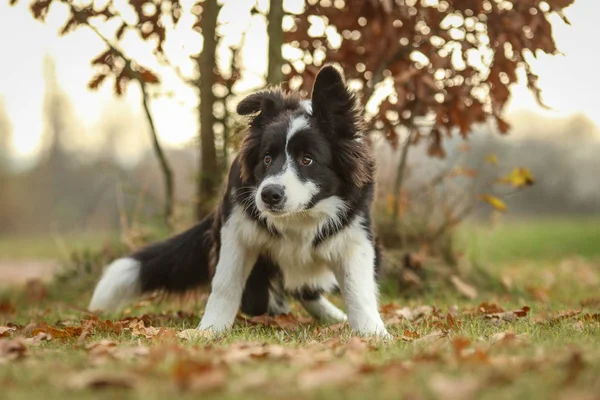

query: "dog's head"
(236, 65), (374, 219)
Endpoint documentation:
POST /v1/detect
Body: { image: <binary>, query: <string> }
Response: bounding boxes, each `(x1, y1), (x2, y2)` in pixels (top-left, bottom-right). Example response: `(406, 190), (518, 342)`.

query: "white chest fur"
(227, 205), (368, 291)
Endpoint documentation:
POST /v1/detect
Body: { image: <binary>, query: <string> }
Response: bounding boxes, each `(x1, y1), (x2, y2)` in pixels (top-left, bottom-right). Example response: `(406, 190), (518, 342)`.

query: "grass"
(0, 232), (121, 261)
(1, 218), (599, 400)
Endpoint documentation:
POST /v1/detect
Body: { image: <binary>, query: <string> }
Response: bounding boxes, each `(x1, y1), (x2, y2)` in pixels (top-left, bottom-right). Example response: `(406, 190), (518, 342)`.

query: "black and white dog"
(89, 65), (390, 338)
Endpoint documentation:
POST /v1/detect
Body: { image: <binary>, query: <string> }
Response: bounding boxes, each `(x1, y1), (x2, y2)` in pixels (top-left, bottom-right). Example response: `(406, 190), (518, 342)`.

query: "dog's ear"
(236, 90), (282, 124)
(311, 64), (360, 138)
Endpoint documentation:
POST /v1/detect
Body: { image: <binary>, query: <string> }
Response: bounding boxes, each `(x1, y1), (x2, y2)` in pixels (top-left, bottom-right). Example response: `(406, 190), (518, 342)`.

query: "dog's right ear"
(236, 91), (281, 122)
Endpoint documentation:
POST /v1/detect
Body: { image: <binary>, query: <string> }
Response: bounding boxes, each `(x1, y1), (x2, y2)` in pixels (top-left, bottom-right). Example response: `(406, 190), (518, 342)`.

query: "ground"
(0, 218), (599, 400)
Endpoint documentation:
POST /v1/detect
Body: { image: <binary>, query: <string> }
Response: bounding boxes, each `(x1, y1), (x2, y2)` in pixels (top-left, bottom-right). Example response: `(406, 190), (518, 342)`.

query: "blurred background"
(0, 0), (598, 287)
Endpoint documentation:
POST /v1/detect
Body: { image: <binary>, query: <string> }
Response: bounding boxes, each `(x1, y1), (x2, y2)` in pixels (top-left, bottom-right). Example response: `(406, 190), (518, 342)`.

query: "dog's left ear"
(311, 64), (360, 138)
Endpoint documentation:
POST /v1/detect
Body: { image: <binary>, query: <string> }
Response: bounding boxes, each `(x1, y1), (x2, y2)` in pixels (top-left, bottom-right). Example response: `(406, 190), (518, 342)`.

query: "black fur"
(94, 65), (382, 319)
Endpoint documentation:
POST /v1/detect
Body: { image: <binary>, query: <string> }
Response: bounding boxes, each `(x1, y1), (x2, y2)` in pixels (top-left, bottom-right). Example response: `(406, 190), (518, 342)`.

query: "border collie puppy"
(89, 65), (390, 338)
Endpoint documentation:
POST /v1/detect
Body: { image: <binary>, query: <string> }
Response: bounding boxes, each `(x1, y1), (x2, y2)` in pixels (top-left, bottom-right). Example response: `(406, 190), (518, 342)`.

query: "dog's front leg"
(333, 240), (391, 339)
(197, 227), (257, 333)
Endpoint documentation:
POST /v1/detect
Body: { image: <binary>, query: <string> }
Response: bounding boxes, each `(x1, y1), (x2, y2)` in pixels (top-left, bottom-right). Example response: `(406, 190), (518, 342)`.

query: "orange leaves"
(0, 326), (17, 338)
(242, 313), (313, 330)
(498, 167), (535, 189)
(284, 0), (572, 156)
(479, 194), (507, 212)
(172, 359), (227, 392)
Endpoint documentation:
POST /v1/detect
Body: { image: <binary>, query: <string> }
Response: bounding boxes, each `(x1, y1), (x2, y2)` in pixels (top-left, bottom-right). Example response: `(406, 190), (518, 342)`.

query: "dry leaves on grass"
(429, 373), (482, 400)
(480, 305), (531, 322)
(129, 320), (177, 341)
(30, 321), (83, 340)
(241, 313), (313, 330)
(85, 339), (150, 364)
(489, 332), (530, 347)
(0, 326), (17, 338)
(68, 370), (139, 390)
(172, 358), (228, 392)
(0, 339), (27, 363)
(298, 363), (359, 390)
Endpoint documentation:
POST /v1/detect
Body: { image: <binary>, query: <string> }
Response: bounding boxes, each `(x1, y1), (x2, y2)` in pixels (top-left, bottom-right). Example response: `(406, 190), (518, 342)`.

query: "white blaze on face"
(256, 115), (319, 214)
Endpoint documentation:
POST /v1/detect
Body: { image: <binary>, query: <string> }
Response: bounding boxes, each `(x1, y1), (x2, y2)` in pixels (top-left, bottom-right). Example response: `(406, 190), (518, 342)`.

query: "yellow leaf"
(480, 194), (507, 212)
(485, 153), (498, 165)
(498, 167), (535, 188)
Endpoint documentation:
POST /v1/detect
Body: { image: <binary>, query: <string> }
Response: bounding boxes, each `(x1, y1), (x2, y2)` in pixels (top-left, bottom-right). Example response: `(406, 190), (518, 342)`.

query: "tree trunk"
(196, 0), (220, 220)
(267, 0), (284, 85)
(392, 128), (414, 222)
(140, 80), (174, 229)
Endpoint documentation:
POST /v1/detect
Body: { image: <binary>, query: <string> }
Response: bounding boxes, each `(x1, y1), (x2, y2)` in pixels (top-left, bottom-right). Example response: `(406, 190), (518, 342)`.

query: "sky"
(0, 0), (597, 165)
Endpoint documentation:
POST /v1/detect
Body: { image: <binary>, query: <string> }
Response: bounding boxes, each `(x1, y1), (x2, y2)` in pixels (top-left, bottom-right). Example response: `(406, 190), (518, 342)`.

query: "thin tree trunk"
(392, 128), (414, 222)
(196, 0), (220, 219)
(267, 0), (284, 85)
(139, 80), (174, 228)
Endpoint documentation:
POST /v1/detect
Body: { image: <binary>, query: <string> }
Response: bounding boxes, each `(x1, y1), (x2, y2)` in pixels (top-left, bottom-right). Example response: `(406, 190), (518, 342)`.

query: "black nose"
(261, 184), (285, 207)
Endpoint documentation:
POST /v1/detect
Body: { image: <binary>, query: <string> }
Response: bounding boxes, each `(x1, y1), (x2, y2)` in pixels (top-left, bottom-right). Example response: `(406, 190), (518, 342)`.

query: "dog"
(88, 65), (391, 338)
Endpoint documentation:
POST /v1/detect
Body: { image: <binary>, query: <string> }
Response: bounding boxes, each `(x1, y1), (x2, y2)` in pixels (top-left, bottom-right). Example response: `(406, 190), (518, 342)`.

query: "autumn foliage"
(284, 0), (575, 156)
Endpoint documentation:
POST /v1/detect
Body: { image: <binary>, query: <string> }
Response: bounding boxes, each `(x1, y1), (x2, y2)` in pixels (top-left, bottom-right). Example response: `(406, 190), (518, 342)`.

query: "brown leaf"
(450, 276), (478, 299)
(489, 332), (530, 347)
(172, 359), (227, 392)
(412, 330), (447, 343)
(429, 373), (481, 400)
(244, 313), (311, 330)
(0, 339), (27, 363)
(68, 370), (138, 390)
(0, 326), (17, 338)
(298, 363), (358, 390)
(484, 306), (531, 322)
(129, 320), (176, 340)
(31, 322), (82, 340)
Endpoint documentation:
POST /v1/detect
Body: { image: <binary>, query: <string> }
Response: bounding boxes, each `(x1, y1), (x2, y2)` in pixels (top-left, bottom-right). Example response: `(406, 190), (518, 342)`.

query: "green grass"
(1, 218), (599, 399)
(460, 217), (600, 264)
(0, 232), (121, 260)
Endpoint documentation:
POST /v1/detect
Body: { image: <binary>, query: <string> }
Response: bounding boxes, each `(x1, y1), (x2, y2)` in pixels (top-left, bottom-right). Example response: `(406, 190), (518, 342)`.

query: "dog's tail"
(88, 212), (215, 313)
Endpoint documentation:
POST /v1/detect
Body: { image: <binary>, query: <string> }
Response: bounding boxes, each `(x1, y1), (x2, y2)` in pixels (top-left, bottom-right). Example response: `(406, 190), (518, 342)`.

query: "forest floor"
(0, 218), (599, 400)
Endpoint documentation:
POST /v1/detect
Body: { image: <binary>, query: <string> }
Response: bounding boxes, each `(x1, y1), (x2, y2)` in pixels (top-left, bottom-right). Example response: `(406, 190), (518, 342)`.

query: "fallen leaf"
(0, 326), (17, 338)
(451, 276), (478, 299)
(412, 330), (447, 343)
(177, 329), (215, 341)
(489, 332), (529, 346)
(244, 313), (312, 330)
(129, 320), (176, 340)
(429, 373), (481, 400)
(68, 370), (138, 390)
(298, 363), (358, 390)
(0, 339), (27, 363)
(172, 358), (227, 392)
(30, 322), (83, 340)
(484, 306), (530, 322)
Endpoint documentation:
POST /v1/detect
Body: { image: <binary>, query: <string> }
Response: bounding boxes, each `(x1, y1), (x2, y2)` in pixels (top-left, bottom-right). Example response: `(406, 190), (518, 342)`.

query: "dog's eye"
(300, 155), (313, 166)
(263, 154), (272, 165)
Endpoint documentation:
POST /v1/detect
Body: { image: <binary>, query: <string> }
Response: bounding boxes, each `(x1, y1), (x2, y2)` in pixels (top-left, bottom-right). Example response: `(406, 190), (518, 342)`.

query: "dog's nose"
(261, 184), (285, 207)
